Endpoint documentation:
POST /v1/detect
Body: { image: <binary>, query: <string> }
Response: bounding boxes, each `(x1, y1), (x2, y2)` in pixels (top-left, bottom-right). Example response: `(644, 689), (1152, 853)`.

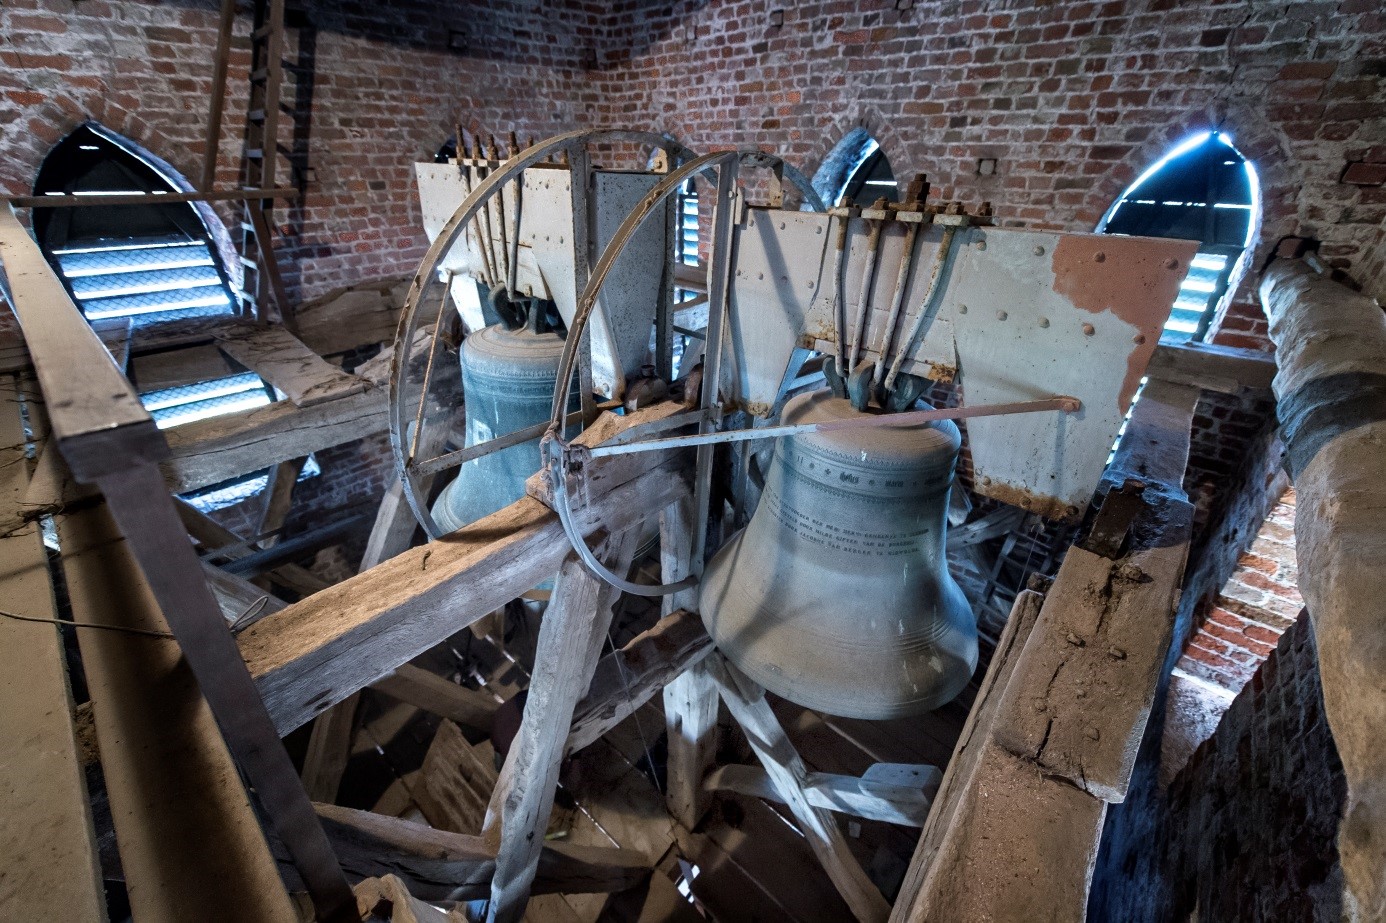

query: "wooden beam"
(57, 499), (299, 922)
(708, 654), (890, 923)
(240, 457), (689, 737)
(892, 378), (1197, 922)
(202, 560), (286, 627)
(161, 386), (387, 494)
(1146, 339), (1277, 394)
(705, 763), (940, 827)
(318, 804), (652, 903)
(0, 379), (104, 921)
(417, 719), (499, 836)
(175, 496), (329, 597)
(485, 531), (639, 922)
(301, 692), (360, 804)
(293, 277), (409, 358)
(215, 325), (366, 408)
(567, 607), (714, 756)
(373, 664), (499, 735)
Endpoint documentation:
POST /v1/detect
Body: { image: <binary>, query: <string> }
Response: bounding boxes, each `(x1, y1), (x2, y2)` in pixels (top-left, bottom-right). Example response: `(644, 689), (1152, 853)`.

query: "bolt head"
(1082, 323), (1096, 336)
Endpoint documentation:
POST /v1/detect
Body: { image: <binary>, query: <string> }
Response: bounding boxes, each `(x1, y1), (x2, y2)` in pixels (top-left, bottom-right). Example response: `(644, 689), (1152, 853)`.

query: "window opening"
(34, 125), (279, 509)
(1097, 131), (1259, 343)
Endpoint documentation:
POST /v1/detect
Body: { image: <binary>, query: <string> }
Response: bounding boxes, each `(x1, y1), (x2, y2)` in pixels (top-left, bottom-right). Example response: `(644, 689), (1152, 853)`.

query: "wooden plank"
(890, 589), (1044, 922)
(175, 496), (329, 597)
(704, 763), (939, 827)
(416, 719), (499, 836)
(215, 324), (365, 407)
(301, 692), (360, 804)
(161, 386), (387, 493)
(56, 499), (299, 922)
(567, 608), (714, 756)
(374, 666), (498, 736)
(353, 874), (458, 923)
(1146, 339), (1276, 394)
(256, 456), (306, 542)
(0, 377), (104, 921)
(293, 277), (408, 357)
(0, 316), (130, 374)
(709, 655), (890, 923)
(239, 458), (689, 736)
(360, 478), (419, 571)
(486, 530), (639, 923)
(129, 343), (239, 392)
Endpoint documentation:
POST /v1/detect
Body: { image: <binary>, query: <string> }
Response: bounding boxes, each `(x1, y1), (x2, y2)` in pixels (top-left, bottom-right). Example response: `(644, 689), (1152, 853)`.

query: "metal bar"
(200, 0), (238, 192)
(474, 139), (501, 290)
(873, 221), (920, 386)
(507, 132), (523, 297)
(221, 511), (370, 578)
(406, 273), (452, 465)
(689, 162), (740, 573)
(884, 226), (958, 392)
(569, 144), (598, 424)
(587, 396), (1082, 458)
(490, 137), (513, 293)
(463, 151), (497, 287)
(848, 212), (885, 371)
(10, 188), (299, 208)
(829, 210), (853, 375)
(409, 402), (616, 480)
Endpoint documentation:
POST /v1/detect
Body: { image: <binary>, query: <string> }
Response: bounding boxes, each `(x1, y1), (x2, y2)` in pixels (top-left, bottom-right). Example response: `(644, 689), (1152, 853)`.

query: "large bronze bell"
(699, 389), (978, 719)
(431, 321), (566, 533)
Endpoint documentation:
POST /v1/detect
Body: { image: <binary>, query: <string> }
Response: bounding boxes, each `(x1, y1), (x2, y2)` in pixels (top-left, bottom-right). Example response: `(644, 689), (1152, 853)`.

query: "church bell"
(431, 319), (566, 534)
(699, 389), (978, 719)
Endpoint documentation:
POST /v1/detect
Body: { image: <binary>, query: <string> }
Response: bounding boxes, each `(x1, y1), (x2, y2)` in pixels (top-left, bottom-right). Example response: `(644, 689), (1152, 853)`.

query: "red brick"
(1342, 162), (1386, 185)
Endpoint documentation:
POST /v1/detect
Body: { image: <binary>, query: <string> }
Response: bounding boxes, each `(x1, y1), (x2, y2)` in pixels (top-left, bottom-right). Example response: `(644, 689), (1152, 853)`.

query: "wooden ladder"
(237, 0), (292, 325)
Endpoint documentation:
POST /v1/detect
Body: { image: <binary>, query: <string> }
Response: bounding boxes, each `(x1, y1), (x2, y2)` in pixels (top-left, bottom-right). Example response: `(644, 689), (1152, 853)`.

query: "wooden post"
(660, 495), (720, 830)
(484, 531), (639, 922)
(708, 654), (891, 923)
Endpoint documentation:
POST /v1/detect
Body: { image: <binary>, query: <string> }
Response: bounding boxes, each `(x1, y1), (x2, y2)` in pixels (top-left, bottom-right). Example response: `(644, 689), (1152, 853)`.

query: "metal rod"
(409, 401), (618, 479)
(10, 187), (298, 208)
(848, 205), (886, 371)
(489, 136), (512, 292)
(828, 209), (853, 375)
(586, 396), (1082, 458)
(873, 220), (920, 386)
(474, 137), (501, 288)
(406, 273), (452, 465)
(884, 225), (958, 392)
(690, 161), (741, 575)
(507, 132), (523, 296)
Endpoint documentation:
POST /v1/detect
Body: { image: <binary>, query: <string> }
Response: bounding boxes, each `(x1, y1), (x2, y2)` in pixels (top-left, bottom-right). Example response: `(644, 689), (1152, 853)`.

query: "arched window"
(34, 123), (240, 328)
(1097, 132), (1259, 342)
(814, 129), (898, 208)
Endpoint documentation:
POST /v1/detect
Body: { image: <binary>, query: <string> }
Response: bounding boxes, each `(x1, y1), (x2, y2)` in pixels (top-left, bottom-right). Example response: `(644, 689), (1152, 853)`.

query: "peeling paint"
(1050, 235), (1195, 414)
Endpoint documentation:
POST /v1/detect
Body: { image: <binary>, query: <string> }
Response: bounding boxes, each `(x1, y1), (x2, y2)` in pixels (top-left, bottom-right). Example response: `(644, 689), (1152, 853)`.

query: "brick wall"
(1179, 488), (1303, 690)
(1092, 611), (1348, 922)
(593, 0), (1386, 317)
(0, 0), (605, 302)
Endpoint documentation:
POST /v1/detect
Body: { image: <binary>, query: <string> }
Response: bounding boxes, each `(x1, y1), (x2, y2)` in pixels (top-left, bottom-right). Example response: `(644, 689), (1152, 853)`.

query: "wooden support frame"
(708, 653), (891, 923)
(484, 531), (639, 922)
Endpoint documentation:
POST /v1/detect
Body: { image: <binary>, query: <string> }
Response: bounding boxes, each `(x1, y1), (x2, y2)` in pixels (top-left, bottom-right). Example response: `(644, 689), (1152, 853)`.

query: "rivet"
(779, 221), (786, 230)
(816, 225), (823, 234)
(1133, 333), (1146, 345)
(1082, 323), (1096, 336)
(806, 280), (815, 289)
(958, 304), (968, 314)
(980, 476), (991, 486)
(1038, 317), (1050, 328)
(1094, 251), (1106, 263)
(1164, 257), (1179, 270)
(975, 239), (987, 251)
(996, 310), (1008, 321)
(758, 272), (764, 280)
(1033, 245), (1045, 256)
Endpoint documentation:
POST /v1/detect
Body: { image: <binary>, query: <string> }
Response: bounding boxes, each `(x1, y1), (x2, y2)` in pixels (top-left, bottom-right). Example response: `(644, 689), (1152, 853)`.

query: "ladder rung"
(247, 109), (266, 123)
(244, 148), (264, 159)
(252, 23), (276, 40)
(250, 67), (270, 83)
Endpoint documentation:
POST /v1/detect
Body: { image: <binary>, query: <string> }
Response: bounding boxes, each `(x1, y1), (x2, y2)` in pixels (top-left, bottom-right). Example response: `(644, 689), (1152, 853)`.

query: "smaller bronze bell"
(431, 322), (566, 533)
(699, 389), (977, 719)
